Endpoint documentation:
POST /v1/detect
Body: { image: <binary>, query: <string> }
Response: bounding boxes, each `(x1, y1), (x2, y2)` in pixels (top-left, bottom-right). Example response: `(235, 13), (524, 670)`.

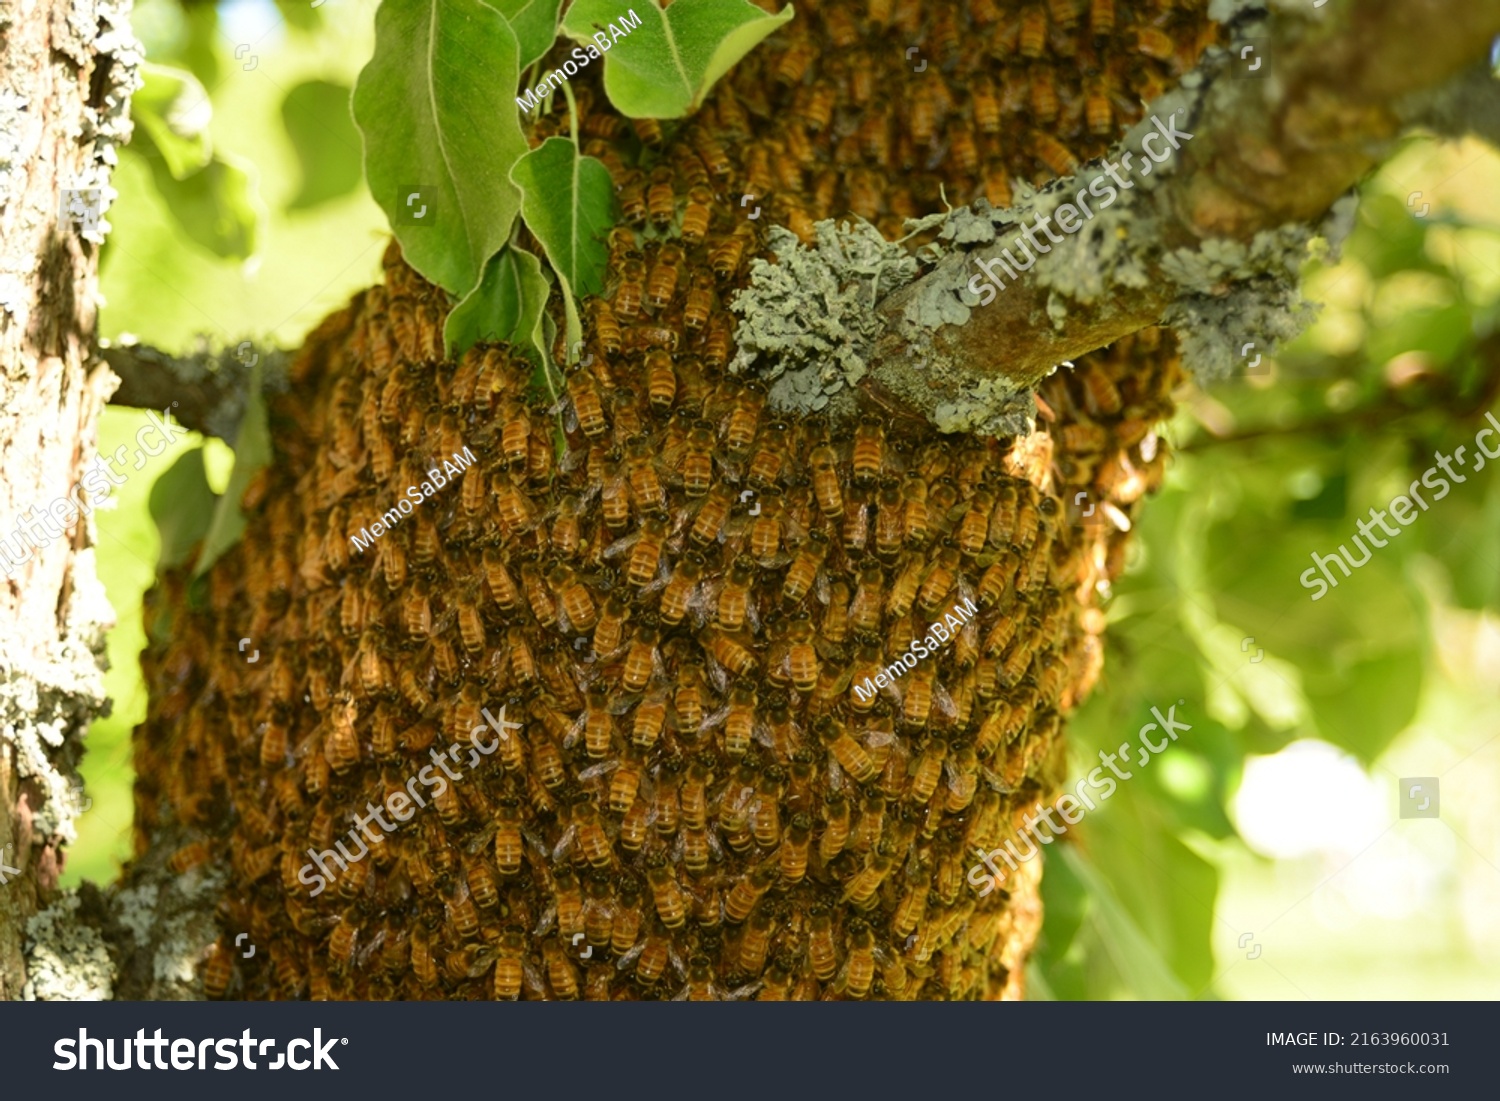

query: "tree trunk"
(0, 0), (138, 997)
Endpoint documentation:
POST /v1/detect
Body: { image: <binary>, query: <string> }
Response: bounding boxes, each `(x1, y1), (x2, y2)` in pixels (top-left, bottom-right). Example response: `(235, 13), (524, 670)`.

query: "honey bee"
(645, 166), (676, 229)
(1032, 130), (1079, 176)
(614, 258), (646, 320)
(702, 312), (733, 371)
(618, 792), (652, 853)
(622, 616), (662, 692)
(1019, 5), (1048, 58)
(815, 715), (878, 783)
(325, 697), (360, 773)
(631, 116), (664, 146)
(659, 551), (706, 626)
(702, 626), (758, 677)
(594, 590), (632, 655)
(645, 855), (687, 929)
(708, 224), (754, 281)
(647, 243), (684, 310)
(517, 558), (558, 628)
(541, 936), (580, 1000)
(782, 529), (830, 605)
(617, 170), (647, 225)
(719, 383), (764, 461)
(851, 416), (886, 484)
(547, 562), (597, 632)
(259, 716), (290, 770)
(492, 929), (525, 1000)
(625, 513), (668, 588)
(624, 439), (665, 514)
(917, 541), (962, 615)
(843, 850), (895, 912)
(483, 797), (522, 877)
(507, 625), (538, 683)
(785, 614), (818, 694)
(202, 941), (233, 1000)
(1134, 25), (1175, 60)
(724, 865), (775, 924)
(610, 878), (645, 955)
(681, 480), (730, 547)
(712, 681), (754, 758)
(806, 906), (838, 981)
(1029, 68), (1060, 123)
(842, 923), (877, 997)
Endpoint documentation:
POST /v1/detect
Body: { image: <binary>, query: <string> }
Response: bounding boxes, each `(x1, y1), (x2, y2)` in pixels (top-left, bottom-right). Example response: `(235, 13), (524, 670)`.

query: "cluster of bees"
(540, 0), (1218, 244)
(134, 0), (1206, 1001)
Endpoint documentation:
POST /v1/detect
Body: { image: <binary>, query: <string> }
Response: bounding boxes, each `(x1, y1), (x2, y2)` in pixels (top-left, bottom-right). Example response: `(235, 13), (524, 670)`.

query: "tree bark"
(0, 0), (140, 997)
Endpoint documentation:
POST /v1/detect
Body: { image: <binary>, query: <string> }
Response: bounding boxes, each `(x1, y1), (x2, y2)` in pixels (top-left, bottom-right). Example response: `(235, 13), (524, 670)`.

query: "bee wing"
(465, 821), (500, 855)
(727, 981), (763, 1000)
(532, 901), (557, 938)
(576, 759), (620, 782)
(752, 716), (775, 750)
(615, 940), (647, 971)
(944, 758), (974, 794)
(700, 703), (731, 731)
(864, 728), (898, 749)
(813, 569), (831, 606)
(563, 710), (587, 749)
(603, 531), (643, 559)
(980, 765), (1013, 794)
(932, 680), (957, 721)
(353, 927), (383, 970)
(552, 823), (578, 863)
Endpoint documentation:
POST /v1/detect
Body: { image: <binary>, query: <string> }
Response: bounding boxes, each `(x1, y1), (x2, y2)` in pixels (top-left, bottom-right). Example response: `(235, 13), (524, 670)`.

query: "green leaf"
(510, 136), (615, 300)
(195, 363), (272, 578)
(352, 0), (529, 297)
(275, 0), (324, 32)
(132, 63), (213, 180)
(444, 243), (551, 361)
(148, 448), (217, 570)
(280, 80), (363, 211)
(561, 0), (794, 119)
(140, 152), (264, 261)
(489, 0), (565, 68)
(180, 4), (221, 89)
(1058, 846), (1190, 1000)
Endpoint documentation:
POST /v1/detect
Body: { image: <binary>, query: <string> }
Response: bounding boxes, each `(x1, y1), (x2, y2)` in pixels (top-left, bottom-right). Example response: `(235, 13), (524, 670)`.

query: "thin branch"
(863, 0), (1500, 425)
(100, 339), (288, 443)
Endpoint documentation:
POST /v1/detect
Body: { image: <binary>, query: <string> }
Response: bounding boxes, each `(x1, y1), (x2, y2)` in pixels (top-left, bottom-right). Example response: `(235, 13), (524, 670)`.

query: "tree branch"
(859, 0), (1500, 429)
(101, 338), (288, 443)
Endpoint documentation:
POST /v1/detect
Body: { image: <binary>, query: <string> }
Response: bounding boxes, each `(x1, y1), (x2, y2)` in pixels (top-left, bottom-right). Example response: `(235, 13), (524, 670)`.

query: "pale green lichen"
(729, 220), (921, 417)
(23, 893), (113, 1001)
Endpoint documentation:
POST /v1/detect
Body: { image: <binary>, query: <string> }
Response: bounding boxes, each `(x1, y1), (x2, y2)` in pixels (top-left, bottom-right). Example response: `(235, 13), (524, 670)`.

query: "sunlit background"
(67, 0), (1500, 1000)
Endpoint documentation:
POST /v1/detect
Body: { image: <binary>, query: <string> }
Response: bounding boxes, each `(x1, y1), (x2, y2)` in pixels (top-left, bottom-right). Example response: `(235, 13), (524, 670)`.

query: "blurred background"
(72, 0), (1500, 999)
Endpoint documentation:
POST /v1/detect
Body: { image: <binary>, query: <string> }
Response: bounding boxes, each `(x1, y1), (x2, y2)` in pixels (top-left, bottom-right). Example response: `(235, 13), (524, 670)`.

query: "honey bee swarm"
(138, 0), (1210, 1001)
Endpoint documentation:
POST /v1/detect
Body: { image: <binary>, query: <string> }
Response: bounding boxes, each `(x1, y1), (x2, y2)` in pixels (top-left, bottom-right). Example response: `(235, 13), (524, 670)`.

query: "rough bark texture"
(0, 0), (139, 998)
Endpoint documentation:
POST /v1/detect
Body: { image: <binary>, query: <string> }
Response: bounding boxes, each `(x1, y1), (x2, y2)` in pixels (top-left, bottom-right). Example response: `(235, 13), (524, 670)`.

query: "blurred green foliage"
(1032, 136), (1500, 999)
